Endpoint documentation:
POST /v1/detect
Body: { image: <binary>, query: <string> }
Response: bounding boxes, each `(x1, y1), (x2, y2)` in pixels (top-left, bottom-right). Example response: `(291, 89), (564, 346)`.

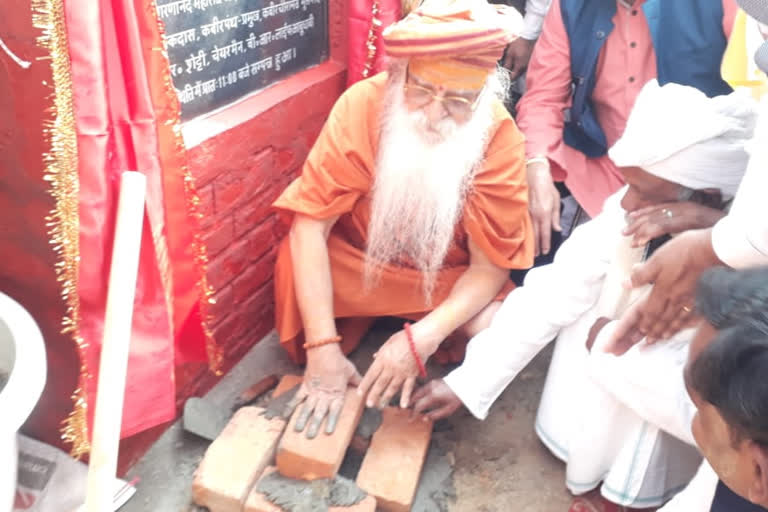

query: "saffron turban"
(382, 0), (522, 91)
(608, 80), (758, 198)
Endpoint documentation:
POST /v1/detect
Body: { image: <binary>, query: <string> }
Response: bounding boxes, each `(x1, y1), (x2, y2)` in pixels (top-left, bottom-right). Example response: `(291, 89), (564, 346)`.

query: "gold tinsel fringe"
(148, 1), (223, 375)
(32, 0), (91, 457)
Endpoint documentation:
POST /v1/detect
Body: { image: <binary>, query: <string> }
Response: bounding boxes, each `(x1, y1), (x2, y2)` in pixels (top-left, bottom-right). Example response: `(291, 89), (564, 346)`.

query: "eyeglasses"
(403, 82), (483, 117)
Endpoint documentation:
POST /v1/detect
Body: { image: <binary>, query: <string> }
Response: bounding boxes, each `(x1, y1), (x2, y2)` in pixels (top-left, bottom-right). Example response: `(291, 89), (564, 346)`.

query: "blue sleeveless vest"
(561, 0), (733, 158)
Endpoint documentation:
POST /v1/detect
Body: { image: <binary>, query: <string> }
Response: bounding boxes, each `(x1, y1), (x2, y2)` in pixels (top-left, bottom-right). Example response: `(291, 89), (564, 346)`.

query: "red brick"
(356, 408), (433, 512)
(207, 237), (250, 290)
(235, 199), (278, 242)
(231, 256), (275, 305)
(191, 407), (286, 512)
(276, 386), (365, 480)
(211, 311), (247, 350)
(244, 467), (377, 512)
(208, 284), (234, 326)
(203, 215), (235, 258)
(213, 149), (274, 213)
(273, 375), (303, 398)
(245, 222), (277, 262)
(197, 183), (215, 223)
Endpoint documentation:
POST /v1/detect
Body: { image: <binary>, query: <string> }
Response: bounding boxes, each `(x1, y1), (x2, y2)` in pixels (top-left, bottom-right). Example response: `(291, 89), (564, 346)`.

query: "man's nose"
(423, 98), (445, 126)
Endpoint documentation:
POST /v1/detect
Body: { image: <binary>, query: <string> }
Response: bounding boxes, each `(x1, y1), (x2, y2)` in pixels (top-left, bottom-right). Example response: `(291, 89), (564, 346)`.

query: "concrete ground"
(122, 323), (572, 511)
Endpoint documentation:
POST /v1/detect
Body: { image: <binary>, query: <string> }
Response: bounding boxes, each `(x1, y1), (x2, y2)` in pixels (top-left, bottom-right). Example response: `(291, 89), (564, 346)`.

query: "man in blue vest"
(515, 0), (737, 258)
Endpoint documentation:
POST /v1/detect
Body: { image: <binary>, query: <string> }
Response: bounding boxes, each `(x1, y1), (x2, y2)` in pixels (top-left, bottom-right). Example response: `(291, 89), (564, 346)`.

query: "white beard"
(363, 64), (505, 302)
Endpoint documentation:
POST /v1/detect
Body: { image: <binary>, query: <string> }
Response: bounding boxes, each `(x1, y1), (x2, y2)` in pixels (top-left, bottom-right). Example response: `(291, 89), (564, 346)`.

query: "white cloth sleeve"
(444, 196), (624, 420)
(519, 0), (553, 40)
(711, 100), (768, 268)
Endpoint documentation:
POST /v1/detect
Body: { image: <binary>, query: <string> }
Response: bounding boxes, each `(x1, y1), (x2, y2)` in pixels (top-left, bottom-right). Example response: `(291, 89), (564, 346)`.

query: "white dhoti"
(535, 319), (702, 507)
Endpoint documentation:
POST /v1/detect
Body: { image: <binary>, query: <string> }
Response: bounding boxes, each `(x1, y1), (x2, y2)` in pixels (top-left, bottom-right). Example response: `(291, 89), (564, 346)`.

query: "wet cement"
(354, 407), (382, 440)
(262, 385), (299, 420)
(257, 472), (366, 512)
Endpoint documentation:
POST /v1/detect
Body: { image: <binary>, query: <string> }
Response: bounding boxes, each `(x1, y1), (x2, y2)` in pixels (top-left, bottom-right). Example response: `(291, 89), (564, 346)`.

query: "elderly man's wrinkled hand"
(283, 345), (361, 439)
(527, 160), (562, 256)
(411, 379), (462, 421)
(608, 229), (722, 351)
(502, 38), (536, 80)
(357, 328), (429, 410)
(624, 202), (725, 248)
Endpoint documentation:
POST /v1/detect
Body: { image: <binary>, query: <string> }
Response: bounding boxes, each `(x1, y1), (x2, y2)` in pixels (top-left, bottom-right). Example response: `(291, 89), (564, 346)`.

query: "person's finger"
(325, 397), (344, 435)
(640, 297), (673, 343)
(411, 388), (438, 417)
(502, 50), (514, 71)
(539, 215), (552, 255)
(509, 61), (524, 80)
(348, 367), (363, 387)
(400, 377), (417, 409)
(357, 360), (382, 398)
(366, 371), (393, 409)
(609, 327), (646, 355)
(605, 299), (644, 354)
(623, 218), (644, 236)
(530, 215), (542, 257)
(551, 195), (562, 233)
(282, 385), (308, 419)
(426, 403), (458, 421)
(660, 310), (694, 340)
(294, 394), (319, 432)
(629, 258), (662, 288)
(628, 204), (665, 218)
(379, 376), (404, 409)
(306, 397), (331, 439)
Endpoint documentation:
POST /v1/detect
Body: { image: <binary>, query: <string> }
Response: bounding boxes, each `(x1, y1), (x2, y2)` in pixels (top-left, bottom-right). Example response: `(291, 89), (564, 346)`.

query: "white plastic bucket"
(0, 293), (47, 512)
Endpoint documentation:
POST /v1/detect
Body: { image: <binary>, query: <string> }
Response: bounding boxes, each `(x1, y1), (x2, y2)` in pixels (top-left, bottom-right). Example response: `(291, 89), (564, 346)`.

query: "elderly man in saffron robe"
(411, 80), (758, 511)
(271, 0), (534, 438)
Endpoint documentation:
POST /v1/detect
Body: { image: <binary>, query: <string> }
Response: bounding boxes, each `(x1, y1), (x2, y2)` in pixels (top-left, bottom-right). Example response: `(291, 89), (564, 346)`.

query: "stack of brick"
(191, 375), (434, 512)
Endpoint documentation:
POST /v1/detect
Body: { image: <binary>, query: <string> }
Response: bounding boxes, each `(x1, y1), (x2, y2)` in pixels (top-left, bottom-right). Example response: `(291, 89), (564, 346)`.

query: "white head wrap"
(608, 80), (758, 198)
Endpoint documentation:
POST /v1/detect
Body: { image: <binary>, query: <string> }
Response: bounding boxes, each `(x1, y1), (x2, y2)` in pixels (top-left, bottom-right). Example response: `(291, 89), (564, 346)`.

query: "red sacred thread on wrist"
(404, 322), (427, 378)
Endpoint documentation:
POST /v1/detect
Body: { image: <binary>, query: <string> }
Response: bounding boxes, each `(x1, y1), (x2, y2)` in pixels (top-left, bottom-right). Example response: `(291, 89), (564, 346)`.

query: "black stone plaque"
(157, 0), (329, 120)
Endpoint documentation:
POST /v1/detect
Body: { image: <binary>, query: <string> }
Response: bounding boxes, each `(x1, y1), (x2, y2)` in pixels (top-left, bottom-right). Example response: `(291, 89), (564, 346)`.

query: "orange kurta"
(273, 72), (534, 363)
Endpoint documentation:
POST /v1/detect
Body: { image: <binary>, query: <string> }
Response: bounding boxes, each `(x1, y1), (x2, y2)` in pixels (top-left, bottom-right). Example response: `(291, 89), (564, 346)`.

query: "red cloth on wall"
(61, 0), (212, 449)
(347, 0), (401, 87)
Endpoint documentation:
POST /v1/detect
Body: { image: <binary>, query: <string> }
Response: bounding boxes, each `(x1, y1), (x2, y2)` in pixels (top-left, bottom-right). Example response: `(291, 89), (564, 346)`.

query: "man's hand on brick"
(283, 344), (362, 438)
(410, 379), (462, 421)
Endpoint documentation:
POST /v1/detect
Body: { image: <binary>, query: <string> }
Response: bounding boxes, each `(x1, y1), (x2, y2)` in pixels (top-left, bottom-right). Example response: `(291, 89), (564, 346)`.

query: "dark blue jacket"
(561, 0), (732, 158)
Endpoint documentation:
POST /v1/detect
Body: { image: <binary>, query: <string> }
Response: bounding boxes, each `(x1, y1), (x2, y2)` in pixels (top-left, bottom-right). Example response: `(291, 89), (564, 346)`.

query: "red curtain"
(57, 0), (214, 454)
(347, 0), (401, 87)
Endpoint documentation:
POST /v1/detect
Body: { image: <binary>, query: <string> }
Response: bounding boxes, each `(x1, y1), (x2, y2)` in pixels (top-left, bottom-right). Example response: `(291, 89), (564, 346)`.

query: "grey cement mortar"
(262, 384), (300, 419)
(257, 473), (366, 512)
(354, 407), (382, 439)
(412, 440), (457, 512)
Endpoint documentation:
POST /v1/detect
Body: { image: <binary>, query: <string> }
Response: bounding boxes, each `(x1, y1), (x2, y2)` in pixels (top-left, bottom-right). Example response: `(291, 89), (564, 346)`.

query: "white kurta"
(444, 190), (703, 507)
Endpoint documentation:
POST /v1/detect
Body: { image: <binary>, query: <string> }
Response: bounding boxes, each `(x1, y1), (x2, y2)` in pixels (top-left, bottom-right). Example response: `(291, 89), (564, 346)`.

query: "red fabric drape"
(63, 0), (209, 444)
(347, 0), (401, 87)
